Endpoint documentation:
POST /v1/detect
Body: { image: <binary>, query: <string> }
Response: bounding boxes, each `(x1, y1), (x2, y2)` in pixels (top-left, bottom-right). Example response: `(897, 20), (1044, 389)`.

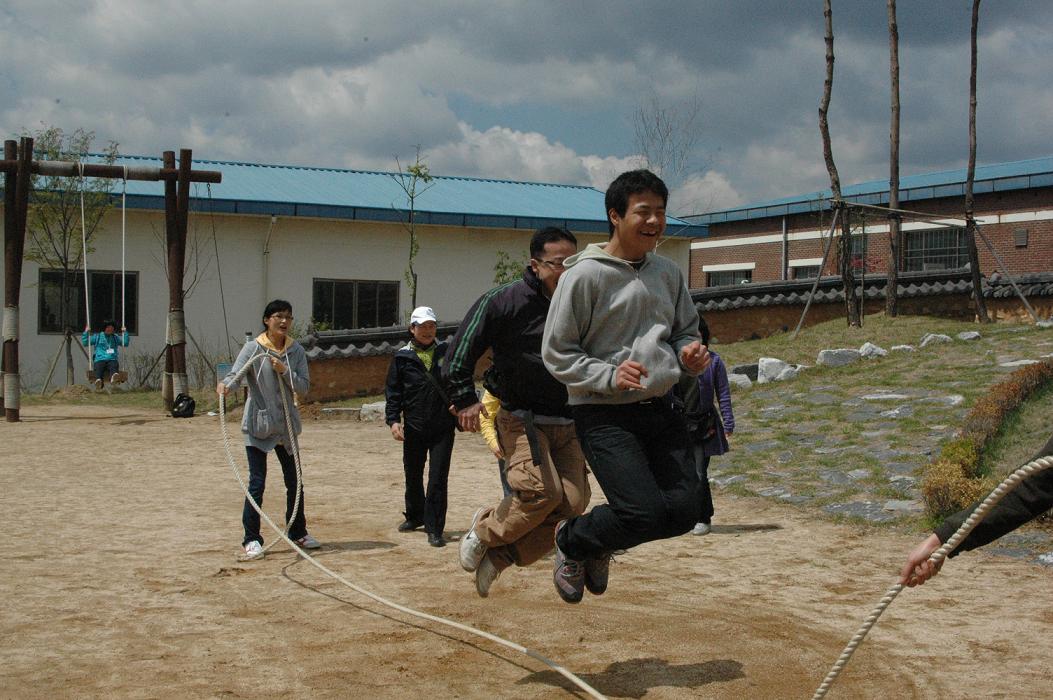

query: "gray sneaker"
(553, 521), (585, 604)
(459, 507), (487, 572)
(475, 554), (501, 598)
(584, 552), (612, 595)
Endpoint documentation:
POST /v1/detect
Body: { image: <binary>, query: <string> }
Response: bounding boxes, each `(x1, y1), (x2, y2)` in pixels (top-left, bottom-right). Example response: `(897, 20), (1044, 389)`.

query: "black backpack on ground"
(171, 393), (196, 418)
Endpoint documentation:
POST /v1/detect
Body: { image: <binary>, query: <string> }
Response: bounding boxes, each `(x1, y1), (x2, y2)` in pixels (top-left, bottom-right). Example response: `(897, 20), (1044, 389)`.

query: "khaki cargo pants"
(474, 411), (590, 570)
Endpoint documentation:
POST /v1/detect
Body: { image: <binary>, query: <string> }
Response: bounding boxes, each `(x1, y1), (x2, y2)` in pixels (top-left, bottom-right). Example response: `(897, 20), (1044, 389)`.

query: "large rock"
(775, 364), (806, 382)
(727, 373), (753, 389)
(957, 331), (982, 341)
(359, 400), (387, 421)
(919, 333), (952, 348)
(859, 341), (888, 358)
(816, 348), (861, 367)
(731, 363), (759, 381)
(757, 357), (789, 383)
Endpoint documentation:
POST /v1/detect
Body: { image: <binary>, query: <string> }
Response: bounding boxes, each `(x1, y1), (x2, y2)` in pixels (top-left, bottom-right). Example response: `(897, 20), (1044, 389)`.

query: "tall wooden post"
(3, 138), (31, 422)
(162, 149), (191, 410)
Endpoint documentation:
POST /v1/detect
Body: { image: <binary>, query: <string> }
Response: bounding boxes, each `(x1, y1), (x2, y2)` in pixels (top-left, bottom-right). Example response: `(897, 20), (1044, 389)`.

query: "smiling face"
(606, 189), (666, 261)
(530, 239), (577, 297)
(410, 320), (437, 346)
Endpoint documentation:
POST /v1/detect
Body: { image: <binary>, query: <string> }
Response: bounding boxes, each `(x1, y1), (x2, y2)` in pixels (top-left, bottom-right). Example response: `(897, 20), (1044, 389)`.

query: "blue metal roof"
(686, 155), (1053, 226)
(97, 155), (706, 238)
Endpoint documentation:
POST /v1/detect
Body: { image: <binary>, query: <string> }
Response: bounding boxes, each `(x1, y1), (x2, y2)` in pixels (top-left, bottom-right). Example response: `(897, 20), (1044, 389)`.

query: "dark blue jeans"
(242, 444), (307, 546)
(93, 359), (119, 382)
(690, 444), (715, 524)
(403, 428), (455, 536)
(558, 401), (700, 560)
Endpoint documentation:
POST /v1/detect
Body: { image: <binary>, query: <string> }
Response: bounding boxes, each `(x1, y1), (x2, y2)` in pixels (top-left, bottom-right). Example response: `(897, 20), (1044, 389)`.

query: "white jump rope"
(219, 352), (606, 699)
(813, 453), (1053, 698)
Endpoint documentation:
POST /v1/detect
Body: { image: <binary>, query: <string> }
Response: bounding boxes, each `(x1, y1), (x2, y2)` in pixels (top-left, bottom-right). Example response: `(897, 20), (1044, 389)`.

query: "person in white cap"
(384, 306), (457, 547)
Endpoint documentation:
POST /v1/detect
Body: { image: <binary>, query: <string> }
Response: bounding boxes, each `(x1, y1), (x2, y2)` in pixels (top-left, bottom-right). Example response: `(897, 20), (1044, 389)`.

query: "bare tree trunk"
(886, 0), (901, 317)
(64, 331), (74, 386)
(965, 0), (990, 323)
(819, 0), (860, 327)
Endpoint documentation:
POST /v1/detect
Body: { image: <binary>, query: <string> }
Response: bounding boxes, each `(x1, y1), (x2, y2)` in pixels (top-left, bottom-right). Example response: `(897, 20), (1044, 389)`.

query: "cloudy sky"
(2, 1), (1049, 215)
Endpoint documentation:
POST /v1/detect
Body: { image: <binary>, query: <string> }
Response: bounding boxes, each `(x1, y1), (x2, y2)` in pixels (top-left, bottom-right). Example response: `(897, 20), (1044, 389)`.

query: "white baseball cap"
(409, 306), (438, 325)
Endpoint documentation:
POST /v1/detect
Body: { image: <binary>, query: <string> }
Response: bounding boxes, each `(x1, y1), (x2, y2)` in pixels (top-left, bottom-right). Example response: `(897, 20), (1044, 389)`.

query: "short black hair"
(262, 299), (293, 327)
(604, 169), (669, 235)
(101, 319), (116, 331)
(530, 226), (577, 259)
(698, 314), (711, 346)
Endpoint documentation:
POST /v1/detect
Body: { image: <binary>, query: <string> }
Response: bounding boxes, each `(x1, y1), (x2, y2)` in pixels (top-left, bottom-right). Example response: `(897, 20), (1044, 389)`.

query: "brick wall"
(692, 187), (1053, 288)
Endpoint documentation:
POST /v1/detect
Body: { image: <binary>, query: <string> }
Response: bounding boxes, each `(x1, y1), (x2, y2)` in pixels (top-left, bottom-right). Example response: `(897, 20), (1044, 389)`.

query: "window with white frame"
(792, 265), (821, 280)
(38, 269), (139, 334)
(312, 278), (400, 330)
(902, 227), (970, 271)
(707, 269), (753, 287)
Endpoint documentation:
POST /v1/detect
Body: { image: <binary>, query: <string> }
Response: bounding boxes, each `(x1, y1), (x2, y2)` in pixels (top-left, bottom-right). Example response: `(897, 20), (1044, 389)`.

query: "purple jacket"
(698, 352), (735, 457)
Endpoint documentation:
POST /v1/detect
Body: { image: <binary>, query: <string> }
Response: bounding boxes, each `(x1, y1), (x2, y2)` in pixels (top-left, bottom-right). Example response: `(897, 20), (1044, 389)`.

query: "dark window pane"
(356, 281), (378, 328)
(377, 283), (399, 326)
(38, 269), (85, 333)
(312, 280), (334, 326)
(333, 281), (356, 330)
(793, 266), (821, 280)
(903, 227), (969, 272)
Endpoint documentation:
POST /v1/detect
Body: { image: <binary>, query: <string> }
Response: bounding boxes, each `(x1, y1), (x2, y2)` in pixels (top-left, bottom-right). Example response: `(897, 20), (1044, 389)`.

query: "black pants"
(558, 401), (700, 560)
(403, 428), (455, 536)
(242, 444), (307, 546)
(690, 443), (715, 524)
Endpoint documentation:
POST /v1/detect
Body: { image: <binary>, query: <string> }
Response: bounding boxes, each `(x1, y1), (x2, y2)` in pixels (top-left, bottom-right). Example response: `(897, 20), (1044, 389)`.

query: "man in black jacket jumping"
(444, 226), (590, 597)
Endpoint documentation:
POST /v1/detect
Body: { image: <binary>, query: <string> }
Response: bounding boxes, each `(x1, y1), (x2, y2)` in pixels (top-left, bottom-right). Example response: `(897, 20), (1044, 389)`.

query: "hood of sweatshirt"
(256, 332), (294, 354)
(563, 242), (652, 270)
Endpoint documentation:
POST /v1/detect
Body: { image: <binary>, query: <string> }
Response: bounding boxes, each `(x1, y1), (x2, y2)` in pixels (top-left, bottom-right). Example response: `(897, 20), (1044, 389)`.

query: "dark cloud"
(1, 0), (1048, 207)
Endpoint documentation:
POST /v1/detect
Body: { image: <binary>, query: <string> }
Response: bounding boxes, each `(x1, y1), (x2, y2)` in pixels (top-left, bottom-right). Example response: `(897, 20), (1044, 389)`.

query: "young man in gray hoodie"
(542, 169), (709, 603)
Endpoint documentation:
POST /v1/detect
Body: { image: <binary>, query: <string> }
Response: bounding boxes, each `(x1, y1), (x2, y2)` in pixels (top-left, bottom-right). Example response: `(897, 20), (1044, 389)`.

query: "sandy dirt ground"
(3, 404), (1052, 699)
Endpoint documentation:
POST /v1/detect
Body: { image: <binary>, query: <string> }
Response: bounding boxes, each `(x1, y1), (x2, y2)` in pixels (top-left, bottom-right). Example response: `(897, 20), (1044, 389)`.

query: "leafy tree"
(23, 125), (118, 385)
(493, 249), (528, 285)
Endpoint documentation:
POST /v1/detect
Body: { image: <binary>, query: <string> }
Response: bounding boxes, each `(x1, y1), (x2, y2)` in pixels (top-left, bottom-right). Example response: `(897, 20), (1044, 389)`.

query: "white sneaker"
(459, 508), (487, 572)
(691, 522), (712, 536)
(295, 534), (321, 549)
(240, 541), (264, 561)
(94, 378), (103, 390)
(475, 555), (501, 598)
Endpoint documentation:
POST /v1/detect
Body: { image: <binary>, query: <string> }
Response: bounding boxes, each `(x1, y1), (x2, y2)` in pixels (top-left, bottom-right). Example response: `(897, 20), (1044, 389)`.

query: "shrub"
(921, 359), (1053, 520)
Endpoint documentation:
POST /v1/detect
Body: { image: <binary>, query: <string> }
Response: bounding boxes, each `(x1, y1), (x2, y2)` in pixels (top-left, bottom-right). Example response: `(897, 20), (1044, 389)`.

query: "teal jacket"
(81, 330), (129, 363)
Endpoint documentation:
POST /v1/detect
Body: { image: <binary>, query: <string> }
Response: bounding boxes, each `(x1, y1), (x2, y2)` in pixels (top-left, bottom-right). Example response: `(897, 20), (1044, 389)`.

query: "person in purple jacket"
(672, 316), (734, 536)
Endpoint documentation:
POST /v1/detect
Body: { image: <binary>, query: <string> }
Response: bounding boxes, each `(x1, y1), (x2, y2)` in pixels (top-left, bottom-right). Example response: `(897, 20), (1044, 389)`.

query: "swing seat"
(110, 371), (128, 385)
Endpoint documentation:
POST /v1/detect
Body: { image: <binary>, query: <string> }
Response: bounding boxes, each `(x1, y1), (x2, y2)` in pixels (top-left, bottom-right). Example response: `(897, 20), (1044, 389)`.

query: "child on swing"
(81, 320), (129, 389)
(217, 299), (320, 561)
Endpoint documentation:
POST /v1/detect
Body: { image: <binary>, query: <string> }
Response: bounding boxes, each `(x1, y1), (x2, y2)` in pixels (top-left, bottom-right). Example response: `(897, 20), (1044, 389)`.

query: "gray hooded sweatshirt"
(223, 333), (310, 451)
(542, 242), (700, 405)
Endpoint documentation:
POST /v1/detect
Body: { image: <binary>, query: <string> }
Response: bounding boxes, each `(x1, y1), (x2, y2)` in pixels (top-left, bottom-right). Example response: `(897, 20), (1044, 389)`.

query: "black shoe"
(398, 519), (424, 532)
(428, 532), (446, 547)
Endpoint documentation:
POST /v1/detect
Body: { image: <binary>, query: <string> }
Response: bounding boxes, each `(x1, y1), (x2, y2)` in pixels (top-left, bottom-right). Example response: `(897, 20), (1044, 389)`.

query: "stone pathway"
(709, 367), (1053, 565)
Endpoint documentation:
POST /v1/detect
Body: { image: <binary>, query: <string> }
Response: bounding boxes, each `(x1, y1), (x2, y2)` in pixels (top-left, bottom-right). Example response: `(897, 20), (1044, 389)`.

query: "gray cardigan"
(223, 337), (310, 451)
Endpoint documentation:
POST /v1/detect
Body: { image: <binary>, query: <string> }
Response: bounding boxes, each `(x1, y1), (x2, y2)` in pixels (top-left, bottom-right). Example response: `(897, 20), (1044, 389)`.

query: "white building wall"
(2, 205), (707, 390)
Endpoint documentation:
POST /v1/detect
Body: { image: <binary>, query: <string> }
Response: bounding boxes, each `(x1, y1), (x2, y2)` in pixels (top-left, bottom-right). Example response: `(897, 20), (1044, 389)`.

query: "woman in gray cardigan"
(218, 299), (320, 561)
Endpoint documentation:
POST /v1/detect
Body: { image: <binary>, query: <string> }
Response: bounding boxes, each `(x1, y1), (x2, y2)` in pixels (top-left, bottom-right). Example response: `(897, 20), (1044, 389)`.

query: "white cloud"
(427, 122), (638, 189)
(671, 171), (745, 216)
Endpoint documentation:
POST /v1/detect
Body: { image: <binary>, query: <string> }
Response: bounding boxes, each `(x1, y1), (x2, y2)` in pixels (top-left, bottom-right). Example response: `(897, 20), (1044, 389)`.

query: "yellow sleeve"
(479, 390), (501, 453)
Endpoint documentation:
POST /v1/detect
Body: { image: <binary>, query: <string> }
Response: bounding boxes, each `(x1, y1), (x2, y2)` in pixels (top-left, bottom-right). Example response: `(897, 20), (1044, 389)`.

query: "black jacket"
(443, 267), (570, 418)
(935, 432), (1053, 555)
(385, 340), (456, 434)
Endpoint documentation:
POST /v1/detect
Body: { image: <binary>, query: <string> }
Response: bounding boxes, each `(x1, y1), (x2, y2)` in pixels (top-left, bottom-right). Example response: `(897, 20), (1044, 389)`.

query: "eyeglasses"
(534, 259), (566, 270)
(269, 314), (293, 322)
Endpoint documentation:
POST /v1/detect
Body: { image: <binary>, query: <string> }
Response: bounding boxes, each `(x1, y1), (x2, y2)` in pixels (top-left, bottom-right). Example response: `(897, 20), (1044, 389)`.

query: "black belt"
(521, 410), (544, 467)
